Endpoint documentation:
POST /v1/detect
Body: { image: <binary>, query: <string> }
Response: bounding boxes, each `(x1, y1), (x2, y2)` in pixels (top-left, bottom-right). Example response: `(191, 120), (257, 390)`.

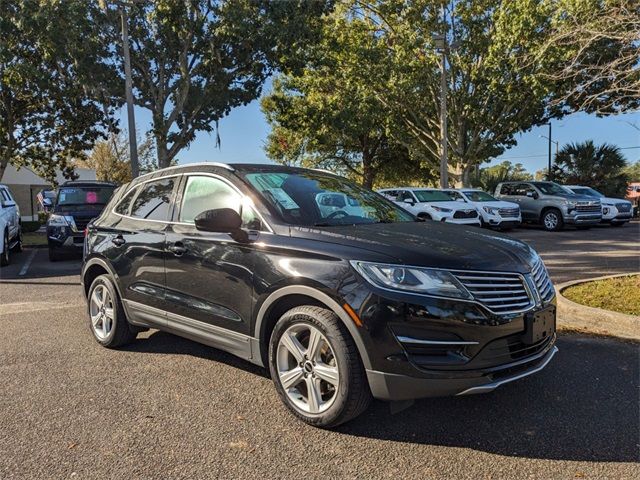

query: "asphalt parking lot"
(1, 221), (638, 479)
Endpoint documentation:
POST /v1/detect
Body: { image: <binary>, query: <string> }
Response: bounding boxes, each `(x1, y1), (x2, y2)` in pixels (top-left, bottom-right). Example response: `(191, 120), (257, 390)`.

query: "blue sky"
(120, 96), (639, 175)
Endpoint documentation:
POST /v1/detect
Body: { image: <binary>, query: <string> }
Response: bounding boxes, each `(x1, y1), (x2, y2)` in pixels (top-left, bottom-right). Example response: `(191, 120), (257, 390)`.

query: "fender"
(252, 285), (372, 370)
(81, 256), (124, 300)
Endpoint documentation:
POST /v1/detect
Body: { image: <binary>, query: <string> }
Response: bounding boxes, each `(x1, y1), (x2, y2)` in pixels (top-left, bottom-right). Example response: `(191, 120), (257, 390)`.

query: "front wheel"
(87, 274), (137, 348)
(269, 306), (371, 428)
(1, 231), (9, 266)
(541, 209), (564, 232)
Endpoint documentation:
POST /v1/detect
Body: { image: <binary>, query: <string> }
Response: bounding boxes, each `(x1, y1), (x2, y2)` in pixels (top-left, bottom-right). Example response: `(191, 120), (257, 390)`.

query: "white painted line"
(18, 248), (37, 276)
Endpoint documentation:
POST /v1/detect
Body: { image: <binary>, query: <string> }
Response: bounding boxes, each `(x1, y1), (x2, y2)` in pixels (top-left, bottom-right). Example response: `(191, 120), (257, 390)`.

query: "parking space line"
(18, 249), (38, 276)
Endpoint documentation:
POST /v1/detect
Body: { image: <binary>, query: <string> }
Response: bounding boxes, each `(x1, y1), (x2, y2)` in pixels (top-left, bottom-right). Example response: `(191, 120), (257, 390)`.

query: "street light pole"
(439, 44), (448, 189)
(120, 5), (139, 178)
(545, 123), (552, 181)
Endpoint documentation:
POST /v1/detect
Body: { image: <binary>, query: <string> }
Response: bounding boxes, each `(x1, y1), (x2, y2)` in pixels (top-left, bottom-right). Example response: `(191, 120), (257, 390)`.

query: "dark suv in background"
(47, 181), (117, 261)
(82, 163), (557, 427)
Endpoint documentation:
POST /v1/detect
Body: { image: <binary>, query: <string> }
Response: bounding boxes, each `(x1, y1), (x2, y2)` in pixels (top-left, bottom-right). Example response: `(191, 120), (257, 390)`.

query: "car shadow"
(120, 330), (637, 463)
(122, 330), (269, 379)
(336, 334), (639, 463)
(0, 248), (82, 281)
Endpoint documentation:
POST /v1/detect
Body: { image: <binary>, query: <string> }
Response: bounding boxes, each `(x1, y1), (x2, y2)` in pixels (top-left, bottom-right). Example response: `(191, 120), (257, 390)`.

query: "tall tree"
(552, 141), (630, 197)
(0, 0), (119, 183)
(108, 0), (330, 169)
(531, 0), (639, 115)
(262, 5), (432, 188)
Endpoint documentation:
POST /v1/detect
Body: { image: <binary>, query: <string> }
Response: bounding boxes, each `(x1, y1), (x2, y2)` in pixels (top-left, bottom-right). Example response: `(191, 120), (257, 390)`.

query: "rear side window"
(129, 178), (175, 221)
(114, 186), (140, 215)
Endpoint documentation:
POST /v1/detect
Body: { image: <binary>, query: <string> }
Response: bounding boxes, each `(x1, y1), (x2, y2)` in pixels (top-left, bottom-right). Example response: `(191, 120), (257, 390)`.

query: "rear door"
(107, 176), (178, 315)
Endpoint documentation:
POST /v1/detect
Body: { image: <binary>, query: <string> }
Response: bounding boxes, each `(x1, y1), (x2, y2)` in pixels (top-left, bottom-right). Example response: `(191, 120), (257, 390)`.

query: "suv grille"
(453, 209), (478, 219)
(453, 271), (533, 314)
(498, 207), (520, 218)
(575, 202), (601, 213)
(531, 260), (554, 302)
(616, 203), (631, 213)
(71, 216), (94, 233)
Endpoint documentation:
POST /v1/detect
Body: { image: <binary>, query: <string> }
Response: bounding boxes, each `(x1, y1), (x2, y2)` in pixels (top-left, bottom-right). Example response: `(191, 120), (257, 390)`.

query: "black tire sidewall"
(1, 232), (9, 266)
(268, 309), (356, 427)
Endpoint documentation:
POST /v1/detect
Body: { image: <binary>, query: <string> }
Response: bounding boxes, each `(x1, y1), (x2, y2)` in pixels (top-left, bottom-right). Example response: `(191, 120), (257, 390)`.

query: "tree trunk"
(155, 131), (170, 169)
(0, 156), (9, 183)
(362, 150), (375, 189)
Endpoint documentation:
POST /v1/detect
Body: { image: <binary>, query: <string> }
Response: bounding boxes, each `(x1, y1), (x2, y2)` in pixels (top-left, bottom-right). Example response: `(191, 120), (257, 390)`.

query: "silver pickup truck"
(495, 181), (602, 231)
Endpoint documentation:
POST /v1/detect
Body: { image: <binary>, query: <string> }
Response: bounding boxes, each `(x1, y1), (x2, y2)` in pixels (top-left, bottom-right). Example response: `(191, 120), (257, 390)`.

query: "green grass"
(21, 231), (47, 247)
(563, 275), (640, 316)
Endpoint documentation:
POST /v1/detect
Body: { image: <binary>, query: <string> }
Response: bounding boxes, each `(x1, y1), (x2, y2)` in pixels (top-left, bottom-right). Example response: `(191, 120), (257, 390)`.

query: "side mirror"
(526, 191), (539, 199)
(403, 198), (415, 205)
(194, 208), (248, 242)
(456, 198), (466, 202)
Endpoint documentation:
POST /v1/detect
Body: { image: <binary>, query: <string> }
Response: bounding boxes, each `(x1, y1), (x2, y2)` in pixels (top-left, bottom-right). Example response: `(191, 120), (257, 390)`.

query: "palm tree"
(553, 141), (629, 197)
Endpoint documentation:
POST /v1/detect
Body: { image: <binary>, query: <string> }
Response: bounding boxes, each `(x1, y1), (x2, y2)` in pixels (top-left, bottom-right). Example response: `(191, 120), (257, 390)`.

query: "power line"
(498, 145), (640, 161)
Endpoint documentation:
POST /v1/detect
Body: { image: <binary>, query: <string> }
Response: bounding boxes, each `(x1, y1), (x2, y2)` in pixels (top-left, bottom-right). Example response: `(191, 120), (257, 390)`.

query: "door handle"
(112, 235), (125, 246)
(168, 242), (187, 256)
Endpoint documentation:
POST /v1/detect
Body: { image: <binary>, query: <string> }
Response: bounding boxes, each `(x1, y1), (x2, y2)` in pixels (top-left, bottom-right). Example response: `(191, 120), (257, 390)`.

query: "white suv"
(378, 188), (481, 226)
(0, 184), (23, 266)
(564, 185), (633, 227)
(442, 189), (522, 230)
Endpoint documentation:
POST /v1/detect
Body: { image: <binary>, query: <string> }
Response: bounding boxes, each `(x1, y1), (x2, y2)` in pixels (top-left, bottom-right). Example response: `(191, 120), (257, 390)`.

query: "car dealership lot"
(1, 222), (638, 479)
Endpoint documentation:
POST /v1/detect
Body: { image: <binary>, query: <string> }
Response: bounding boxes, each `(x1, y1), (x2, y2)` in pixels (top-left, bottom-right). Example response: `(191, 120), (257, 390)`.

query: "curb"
(556, 273), (639, 342)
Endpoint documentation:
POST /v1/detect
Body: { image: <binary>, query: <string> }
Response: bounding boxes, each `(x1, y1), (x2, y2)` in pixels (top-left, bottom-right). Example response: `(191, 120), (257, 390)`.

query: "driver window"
(180, 175), (260, 229)
(397, 191), (414, 202)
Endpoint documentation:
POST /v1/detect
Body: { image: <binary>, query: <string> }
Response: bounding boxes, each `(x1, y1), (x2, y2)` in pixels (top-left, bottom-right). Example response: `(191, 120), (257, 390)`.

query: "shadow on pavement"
(0, 248), (82, 281)
(120, 330), (638, 463)
(338, 334), (639, 463)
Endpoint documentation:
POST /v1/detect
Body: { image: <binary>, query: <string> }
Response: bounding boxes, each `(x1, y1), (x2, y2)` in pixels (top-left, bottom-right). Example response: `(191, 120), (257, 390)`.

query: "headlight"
(48, 214), (69, 227)
(431, 206), (452, 213)
(564, 200), (576, 209)
(350, 261), (472, 299)
(483, 206), (500, 215)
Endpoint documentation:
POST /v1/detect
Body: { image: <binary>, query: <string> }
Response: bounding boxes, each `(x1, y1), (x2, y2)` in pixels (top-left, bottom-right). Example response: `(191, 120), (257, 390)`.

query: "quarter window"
(179, 176), (260, 229)
(129, 178), (175, 221)
(114, 186), (140, 216)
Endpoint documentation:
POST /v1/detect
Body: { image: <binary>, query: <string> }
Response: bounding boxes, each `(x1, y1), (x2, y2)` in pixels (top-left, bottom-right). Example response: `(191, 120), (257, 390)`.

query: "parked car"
(82, 163), (557, 428)
(442, 189), (521, 230)
(0, 184), (22, 266)
(563, 185), (633, 227)
(47, 181), (117, 261)
(494, 181), (602, 231)
(626, 182), (640, 216)
(377, 187), (481, 226)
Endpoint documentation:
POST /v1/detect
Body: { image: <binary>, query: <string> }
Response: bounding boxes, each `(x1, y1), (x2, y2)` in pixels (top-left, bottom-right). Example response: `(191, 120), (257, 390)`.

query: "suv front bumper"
(564, 213), (602, 225)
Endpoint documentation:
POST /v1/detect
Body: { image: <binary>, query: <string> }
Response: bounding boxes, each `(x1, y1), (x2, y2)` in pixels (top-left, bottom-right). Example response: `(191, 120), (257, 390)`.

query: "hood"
(419, 200), (474, 211)
(546, 192), (597, 203)
(600, 196), (631, 206)
(473, 200), (519, 209)
(290, 221), (537, 274)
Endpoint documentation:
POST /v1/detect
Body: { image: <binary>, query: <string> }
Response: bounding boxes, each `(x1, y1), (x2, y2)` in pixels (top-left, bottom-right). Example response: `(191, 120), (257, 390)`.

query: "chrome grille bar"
(453, 271), (534, 314)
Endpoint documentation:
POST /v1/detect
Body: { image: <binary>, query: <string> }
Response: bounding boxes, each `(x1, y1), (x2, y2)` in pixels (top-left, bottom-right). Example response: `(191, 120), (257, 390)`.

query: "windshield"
(531, 182), (569, 195)
(413, 190), (452, 202)
(570, 187), (603, 198)
(56, 186), (115, 206)
(462, 190), (497, 202)
(242, 171), (414, 226)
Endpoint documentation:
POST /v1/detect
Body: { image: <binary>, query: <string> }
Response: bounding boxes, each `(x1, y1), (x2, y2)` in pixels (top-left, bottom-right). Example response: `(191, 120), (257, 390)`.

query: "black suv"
(81, 163), (557, 427)
(48, 181), (117, 261)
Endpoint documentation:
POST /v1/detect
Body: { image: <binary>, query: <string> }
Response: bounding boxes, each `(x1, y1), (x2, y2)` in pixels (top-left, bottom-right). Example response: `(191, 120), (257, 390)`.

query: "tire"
(541, 209), (564, 232)
(0, 231), (9, 266)
(11, 227), (23, 253)
(418, 212), (432, 221)
(268, 306), (372, 428)
(48, 247), (61, 262)
(87, 274), (137, 348)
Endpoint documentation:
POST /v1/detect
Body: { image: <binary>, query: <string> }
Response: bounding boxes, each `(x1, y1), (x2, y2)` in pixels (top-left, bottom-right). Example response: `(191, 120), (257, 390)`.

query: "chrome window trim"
(112, 173), (182, 224)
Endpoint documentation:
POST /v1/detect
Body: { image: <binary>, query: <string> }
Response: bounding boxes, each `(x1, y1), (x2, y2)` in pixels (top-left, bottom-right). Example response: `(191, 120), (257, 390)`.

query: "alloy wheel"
(544, 212), (558, 230)
(276, 323), (340, 414)
(89, 284), (115, 340)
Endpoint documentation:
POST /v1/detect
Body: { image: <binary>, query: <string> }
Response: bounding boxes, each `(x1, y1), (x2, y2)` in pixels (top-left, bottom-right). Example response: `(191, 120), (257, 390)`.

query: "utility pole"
(541, 123), (553, 181)
(433, 30), (448, 189)
(120, 6), (139, 178)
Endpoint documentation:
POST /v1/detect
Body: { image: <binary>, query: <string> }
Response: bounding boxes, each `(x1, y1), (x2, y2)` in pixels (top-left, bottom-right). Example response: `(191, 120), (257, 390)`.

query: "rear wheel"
(541, 209), (563, 232)
(0, 231), (9, 266)
(88, 274), (137, 348)
(269, 306), (371, 428)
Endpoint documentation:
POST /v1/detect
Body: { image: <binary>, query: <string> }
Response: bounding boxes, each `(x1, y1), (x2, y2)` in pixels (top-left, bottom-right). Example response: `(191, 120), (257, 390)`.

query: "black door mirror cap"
(194, 208), (249, 242)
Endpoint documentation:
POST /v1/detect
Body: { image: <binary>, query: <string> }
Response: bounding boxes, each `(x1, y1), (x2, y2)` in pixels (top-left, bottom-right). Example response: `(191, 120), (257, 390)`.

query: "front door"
(164, 174), (261, 336)
(515, 183), (539, 220)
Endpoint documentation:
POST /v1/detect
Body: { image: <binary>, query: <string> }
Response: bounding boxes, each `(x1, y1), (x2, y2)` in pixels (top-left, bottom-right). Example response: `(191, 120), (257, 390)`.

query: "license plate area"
(522, 306), (555, 345)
